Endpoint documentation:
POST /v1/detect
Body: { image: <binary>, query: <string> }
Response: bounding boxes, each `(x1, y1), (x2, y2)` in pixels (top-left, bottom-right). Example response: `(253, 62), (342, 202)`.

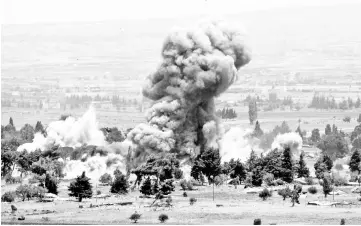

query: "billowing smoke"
(17, 107), (106, 152)
(220, 127), (262, 163)
(16, 107), (130, 180)
(271, 132), (303, 157)
(127, 20), (251, 166)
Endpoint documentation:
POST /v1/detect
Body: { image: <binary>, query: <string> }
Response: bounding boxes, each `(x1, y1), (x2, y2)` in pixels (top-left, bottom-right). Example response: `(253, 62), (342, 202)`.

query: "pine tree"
(34, 121), (45, 135)
(152, 181), (159, 195)
(325, 124), (332, 135)
(355, 98), (361, 108)
(230, 159), (247, 182)
(20, 124), (35, 142)
(311, 128), (321, 143)
(110, 172), (128, 194)
(140, 177), (152, 196)
(281, 147), (294, 183)
(349, 149), (361, 174)
(297, 152), (310, 178)
(248, 100), (257, 125)
(332, 124), (338, 134)
(322, 174), (333, 198)
(357, 114), (361, 123)
(68, 171), (93, 202)
(252, 121), (264, 138)
(9, 117), (14, 127)
(246, 149), (258, 171)
(199, 148), (222, 184)
(295, 126), (303, 139)
(45, 173), (58, 195)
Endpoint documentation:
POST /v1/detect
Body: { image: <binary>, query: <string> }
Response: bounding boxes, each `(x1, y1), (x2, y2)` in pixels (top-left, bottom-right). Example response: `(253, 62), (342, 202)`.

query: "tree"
(325, 124), (332, 135)
(129, 212), (141, 223)
(198, 148), (221, 183)
(9, 117), (14, 127)
(343, 116), (351, 123)
(229, 159), (247, 182)
(174, 168), (183, 180)
(349, 149), (361, 174)
(1, 125), (5, 139)
(310, 129), (321, 143)
(252, 121), (264, 138)
(99, 173), (113, 185)
(110, 172), (128, 194)
(291, 184), (302, 207)
(352, 136), (361, 151)
(356, 98), (361, 109)
(317, 134), (349, 160)
(322, 174), (333, 198)
(34, 121), (46, 135)
(259, 188), (272, 201)
(100, 127), (125, 143)
(295, 126), (303, 139)
(140, 177), (152, 196)
(159, 179), (175, 195)
(246, 149), (258, 171)
(1, 138), (21, 176)
(357, 113), (361, 123)
(281, 147), (294, 183)
(68, 171), (93, 202)
(16, 184), (31, 201)
(248, 100), (258, 125)
(45, 174), (58, 195)
(158, 214), (169, 223)
(20, 124), (35, 142)
(314, 155), (333, 179)
(297, 152), (310, 178)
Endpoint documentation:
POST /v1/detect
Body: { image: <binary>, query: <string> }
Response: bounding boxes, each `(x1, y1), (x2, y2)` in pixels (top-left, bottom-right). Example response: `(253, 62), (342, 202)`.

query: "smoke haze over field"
(127, 20), (251, 166)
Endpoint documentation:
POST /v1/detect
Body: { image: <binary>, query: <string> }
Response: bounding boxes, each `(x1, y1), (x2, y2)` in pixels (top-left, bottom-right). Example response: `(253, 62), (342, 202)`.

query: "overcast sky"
(2, 0), (360, 24)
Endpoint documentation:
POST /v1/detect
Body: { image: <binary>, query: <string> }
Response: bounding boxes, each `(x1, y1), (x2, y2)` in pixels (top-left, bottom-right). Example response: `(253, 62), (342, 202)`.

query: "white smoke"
(17, 106), (106, 152)
(220, 127), (262, 163)
(271, 132), (303, 156)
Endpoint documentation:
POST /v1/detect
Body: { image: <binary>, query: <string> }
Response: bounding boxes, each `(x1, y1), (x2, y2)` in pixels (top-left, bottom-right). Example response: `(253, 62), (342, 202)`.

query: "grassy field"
(2, 180), (361, 225)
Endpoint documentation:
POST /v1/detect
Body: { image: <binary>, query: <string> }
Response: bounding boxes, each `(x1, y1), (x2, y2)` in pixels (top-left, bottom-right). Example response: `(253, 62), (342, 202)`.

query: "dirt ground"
(2, 182), (361, 225)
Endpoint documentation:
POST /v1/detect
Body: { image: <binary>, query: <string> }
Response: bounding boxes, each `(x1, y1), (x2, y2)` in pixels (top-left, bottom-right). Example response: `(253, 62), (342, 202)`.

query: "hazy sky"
(2, 0), (359, 24)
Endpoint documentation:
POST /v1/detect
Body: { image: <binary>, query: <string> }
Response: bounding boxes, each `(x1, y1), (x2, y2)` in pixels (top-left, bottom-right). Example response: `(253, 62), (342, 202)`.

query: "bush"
(275, 179), (285, 186)
(99, 173), (113, 185)
(263, 173), (275, 186)
(308, 186), (318, 194)
(129, 212), (141, 223)
(183, 192), (187, 197)
(259, 188), (272, 201)
(305, 177), (314, 185)
(254, 218), (262, 225)
(333, 174), (348, 186)
(1, 191), (15, 202)
(180, 179), (187, 191)
(158, 214), (169, 223)
(190, 197), (197, 205)
(174, 168), (183, 180)
(165, 196), (172, 206)
(97, 190), (101, 195)
(277, 187), (291, 200)
(340, 218), (346, 225)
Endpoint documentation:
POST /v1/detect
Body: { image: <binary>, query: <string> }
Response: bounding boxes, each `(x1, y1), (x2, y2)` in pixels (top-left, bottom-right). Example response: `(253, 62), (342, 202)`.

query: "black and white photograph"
(1, 0), (361, 224)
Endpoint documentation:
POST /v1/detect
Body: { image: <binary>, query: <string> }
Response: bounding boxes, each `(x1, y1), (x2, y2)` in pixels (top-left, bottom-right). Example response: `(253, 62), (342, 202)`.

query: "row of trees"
(309, 95), (361, 110)
(215, 108), (237, 119)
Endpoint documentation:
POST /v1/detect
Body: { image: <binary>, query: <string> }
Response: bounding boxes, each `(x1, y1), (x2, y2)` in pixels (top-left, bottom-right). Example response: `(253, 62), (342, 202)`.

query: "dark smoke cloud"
(127, 20), (251, 166)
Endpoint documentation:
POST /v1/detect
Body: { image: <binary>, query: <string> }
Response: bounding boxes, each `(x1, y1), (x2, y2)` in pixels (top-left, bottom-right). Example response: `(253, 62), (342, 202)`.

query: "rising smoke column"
(127, 20), (251, 165)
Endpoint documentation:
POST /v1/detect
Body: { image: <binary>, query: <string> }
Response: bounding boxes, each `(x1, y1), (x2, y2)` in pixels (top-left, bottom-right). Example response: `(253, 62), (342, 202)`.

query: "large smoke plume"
(127, 20), (251, 166)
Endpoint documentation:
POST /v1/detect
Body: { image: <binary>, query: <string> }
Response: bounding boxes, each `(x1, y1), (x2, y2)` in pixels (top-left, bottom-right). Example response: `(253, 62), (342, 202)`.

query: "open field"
(2, 181), (361, 225)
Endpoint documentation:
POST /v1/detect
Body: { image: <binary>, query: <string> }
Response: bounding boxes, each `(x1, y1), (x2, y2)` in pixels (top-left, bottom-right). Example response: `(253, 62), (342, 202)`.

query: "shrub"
(340, 218), (346, 225)
(129, 212), (141, 223)
(214, 176), (223, 186)
(97, 190), (101, 195)
(190, 197), (197, 205)
(159, 179), (175, 195)
(165, 196), (172, 206)
(308, 186), (318, 194)
(275, 179), (285, 186)
(259, 188), (272, 201)
(333, 174), (348, 186)
(263, 173), (275, 186)
(186, 180), (194, 190)
(254, 218), (262, 225)
(277, 187), (291, 200)
(180, 179), (187, 191)
(174, 168), (183, 180)
(183, 192), (187, 197)
(158, 214), (169, 223)
(305, 177), (314, 185)
(1, 191), (15, 202)
(99, 173), (113, 185)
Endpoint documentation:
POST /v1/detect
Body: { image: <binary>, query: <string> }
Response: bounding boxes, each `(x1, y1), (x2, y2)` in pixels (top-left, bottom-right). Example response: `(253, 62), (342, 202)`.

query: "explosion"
(271, 132), (303, 157)
(127, 20), (251, 166)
